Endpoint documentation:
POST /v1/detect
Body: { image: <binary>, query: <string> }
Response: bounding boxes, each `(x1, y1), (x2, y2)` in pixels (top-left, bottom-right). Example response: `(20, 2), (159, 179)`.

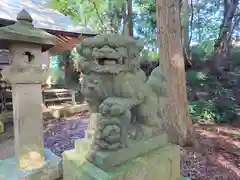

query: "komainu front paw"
(99, 98), (126, 116)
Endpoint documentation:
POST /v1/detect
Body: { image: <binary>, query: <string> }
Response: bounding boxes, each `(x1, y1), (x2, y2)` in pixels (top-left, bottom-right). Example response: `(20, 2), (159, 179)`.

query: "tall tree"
(123, 0), (134, 36)
(210, 0), (239, 74)
(156, 0), (196, 146)
(180, 0), (192, 69)
(180, 0), (190, 52)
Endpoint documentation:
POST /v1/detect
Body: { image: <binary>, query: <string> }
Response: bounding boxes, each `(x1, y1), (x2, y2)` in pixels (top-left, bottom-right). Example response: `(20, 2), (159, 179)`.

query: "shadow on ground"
(181, 123), (240, 180)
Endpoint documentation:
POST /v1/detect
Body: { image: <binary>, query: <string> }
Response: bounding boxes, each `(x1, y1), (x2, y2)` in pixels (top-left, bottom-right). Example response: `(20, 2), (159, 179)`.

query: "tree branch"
(188, 0), (194, 47)
(228, 14), (240, 42)
(88, 0), (118, 33)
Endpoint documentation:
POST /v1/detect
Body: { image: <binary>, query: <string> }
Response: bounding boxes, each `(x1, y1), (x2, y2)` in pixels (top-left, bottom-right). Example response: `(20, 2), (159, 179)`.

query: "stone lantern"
(0, 9), (61, 179)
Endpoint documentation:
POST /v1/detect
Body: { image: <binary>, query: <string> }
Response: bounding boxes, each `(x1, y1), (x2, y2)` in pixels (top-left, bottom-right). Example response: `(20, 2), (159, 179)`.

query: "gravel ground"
(1, 113), (239, 180)
(43, 112), (89, 156)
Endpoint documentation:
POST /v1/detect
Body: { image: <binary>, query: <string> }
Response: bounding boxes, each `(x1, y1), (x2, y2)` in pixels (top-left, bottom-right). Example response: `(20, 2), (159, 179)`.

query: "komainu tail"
(144, 66), (169, 127)
(145, 66), (167, 98)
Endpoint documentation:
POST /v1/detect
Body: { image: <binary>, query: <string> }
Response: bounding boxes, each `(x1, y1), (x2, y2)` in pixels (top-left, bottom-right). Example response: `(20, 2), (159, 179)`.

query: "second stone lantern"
(0, 9), (61, 180)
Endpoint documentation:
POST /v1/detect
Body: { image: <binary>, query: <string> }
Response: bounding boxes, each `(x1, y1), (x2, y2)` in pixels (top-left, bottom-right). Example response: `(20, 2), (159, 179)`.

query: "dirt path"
(0, 112), (90, 159)
(43, 112), (89, 156)
(1, 114), (239, 180)
(0, 122), (14, 159)
(181, 123), (240, 180)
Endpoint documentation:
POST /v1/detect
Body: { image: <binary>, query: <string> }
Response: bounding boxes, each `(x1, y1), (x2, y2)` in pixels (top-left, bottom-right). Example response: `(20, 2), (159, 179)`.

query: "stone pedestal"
(0, 149), (61, 180)
(12, 84), (44, 170)
(63, 136), (180, 180)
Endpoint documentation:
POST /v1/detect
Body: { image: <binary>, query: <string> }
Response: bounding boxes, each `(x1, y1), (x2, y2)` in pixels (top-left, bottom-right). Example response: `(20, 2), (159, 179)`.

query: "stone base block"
(63, 144), (180, 180)
(181, 176), (190, 180)
(0, 120), (4, 134)
(0, 149), (61, 180)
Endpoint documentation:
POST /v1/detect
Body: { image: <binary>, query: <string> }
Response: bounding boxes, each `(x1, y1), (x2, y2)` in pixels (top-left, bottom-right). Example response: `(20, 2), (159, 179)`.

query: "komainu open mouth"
(97, 58), (118, 65)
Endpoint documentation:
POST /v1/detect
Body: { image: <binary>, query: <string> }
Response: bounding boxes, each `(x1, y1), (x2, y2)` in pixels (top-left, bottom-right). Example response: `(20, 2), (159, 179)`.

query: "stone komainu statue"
(76, 34), (167, 151)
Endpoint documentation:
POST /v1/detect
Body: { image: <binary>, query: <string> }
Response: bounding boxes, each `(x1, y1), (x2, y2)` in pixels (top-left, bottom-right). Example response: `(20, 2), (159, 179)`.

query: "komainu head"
(76, 34), (144, 73)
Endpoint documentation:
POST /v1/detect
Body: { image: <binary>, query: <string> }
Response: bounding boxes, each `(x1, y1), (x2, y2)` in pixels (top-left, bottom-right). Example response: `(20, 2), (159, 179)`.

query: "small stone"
(45, 136), (57, 147)
(60, 144), (74, 152)
(54, 133), (69, 141)
(70, 134), (85, 140)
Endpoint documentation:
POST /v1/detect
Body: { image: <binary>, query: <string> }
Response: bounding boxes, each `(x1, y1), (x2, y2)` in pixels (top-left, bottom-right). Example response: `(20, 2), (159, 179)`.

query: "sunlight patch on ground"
(216, 154), (240, 177)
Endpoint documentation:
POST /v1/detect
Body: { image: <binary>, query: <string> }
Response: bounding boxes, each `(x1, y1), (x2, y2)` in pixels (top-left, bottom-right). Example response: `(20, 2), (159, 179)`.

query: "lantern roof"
(0, 9), (56, 51)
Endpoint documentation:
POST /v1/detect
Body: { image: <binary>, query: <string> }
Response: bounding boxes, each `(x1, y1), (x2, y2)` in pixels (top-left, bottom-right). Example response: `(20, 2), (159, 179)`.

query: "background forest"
(51, 0), (240, 124)
(35, 0), (240, 179)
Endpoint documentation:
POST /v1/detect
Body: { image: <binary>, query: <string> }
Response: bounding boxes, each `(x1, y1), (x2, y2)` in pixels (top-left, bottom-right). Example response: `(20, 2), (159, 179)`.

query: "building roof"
(0, 0), (96, 35)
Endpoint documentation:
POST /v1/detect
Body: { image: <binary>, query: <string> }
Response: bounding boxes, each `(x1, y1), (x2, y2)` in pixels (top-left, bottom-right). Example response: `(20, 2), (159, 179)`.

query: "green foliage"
(51, 0), (125, 33)
(148, 52), (160, 60)
(230, 48), (240, 68)
(50, 0), (240, 124)
(190, 0), (222, 43)
(51, 0), (224, 51)
(69, 48), (82, 71)
(190, 45), (207, 60)
(187, 68), (239, 123)
(187, 70), (208, 86)
(134, 0), (156, 45)
(51, 0), (82, 22)
(210, 87), (238, 123)
(134, 0), (223, 49)
(189, 100), (238, 123)
(50, 69), (65, 85)
(140, 50), (160, 60)
(190, 39), (216, 59)
(199, 40), (215, 56)
(49, 49), (82, 86)
(189, 100), (219, 122)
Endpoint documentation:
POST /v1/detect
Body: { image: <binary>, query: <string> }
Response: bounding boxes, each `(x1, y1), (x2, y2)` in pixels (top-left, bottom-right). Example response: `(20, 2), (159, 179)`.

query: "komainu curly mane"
(77, 34), (167, 151)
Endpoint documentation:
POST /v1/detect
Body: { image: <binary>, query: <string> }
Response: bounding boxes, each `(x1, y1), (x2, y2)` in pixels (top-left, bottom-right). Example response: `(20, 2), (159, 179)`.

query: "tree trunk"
(124, 0), (133, 36)
(156, 0), (196, 146)
(180, 0), (189, 51)
(211, 0), (239, 74)
(180, 0), (192, 70)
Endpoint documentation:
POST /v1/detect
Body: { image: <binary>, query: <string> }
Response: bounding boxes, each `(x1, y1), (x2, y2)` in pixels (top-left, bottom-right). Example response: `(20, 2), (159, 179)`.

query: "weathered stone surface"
(0, 148), (61, 180)
(74, 134), (168, 171)
(1, 44), (49, 84)
(181, 176), (191, 180)
(77, 34), (167, 153)
(63, 34), (179, 180)
(63, 144), (180, 180)
(12, 84), (45, 170)
(0, 120), (4, 134)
